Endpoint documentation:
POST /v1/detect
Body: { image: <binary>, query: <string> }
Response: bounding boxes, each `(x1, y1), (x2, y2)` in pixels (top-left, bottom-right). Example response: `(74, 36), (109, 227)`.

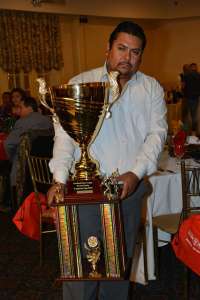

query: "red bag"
(0, 133), (8, 160)
(12, 192), (54, 240)
(172, 214), (200, 275)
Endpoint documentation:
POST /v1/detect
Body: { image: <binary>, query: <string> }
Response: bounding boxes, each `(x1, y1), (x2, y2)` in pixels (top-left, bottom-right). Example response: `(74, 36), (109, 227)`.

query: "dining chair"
(15, 129), (54, 208)
(152, 159), (200, 299)
(25, 150), (56, 266)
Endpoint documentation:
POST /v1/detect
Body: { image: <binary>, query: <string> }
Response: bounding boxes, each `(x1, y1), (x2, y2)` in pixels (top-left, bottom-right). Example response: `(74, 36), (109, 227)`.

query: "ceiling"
(0, 0), (200, 19)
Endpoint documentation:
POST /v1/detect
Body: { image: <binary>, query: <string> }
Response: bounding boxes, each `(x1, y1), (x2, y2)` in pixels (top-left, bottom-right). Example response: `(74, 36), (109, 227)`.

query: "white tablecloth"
(131, 151), (200, 284)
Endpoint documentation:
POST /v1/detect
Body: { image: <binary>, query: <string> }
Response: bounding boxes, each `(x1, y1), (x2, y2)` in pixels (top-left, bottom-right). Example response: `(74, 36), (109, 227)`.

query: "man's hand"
(116, 171), (139, 200)
(47, 182), (65, 206)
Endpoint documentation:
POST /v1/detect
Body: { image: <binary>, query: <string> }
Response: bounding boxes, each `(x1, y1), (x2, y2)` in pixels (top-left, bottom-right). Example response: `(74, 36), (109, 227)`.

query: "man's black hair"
(109, 21), (147, 51)
(22, 97), (38, 112)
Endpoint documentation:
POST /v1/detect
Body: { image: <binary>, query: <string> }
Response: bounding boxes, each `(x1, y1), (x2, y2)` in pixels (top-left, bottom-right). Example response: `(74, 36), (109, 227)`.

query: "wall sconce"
(31, 0), (42, 6)
(31, 0), (66, 5)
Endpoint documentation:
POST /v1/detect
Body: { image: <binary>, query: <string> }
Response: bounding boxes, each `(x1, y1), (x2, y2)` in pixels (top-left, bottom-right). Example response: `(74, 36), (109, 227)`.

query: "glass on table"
(173, 142), (185, 165)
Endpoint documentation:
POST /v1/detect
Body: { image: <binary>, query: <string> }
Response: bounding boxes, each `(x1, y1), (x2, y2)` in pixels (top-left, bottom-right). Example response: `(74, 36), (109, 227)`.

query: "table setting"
(131, 132), (200, 285)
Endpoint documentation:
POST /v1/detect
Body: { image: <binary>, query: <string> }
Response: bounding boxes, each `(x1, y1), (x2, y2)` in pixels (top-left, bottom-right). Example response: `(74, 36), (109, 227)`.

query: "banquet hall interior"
(1, 0), (200, 299)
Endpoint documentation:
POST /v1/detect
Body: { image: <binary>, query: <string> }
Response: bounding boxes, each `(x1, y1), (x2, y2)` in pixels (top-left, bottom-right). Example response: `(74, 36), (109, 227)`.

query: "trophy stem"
(74, 144), (99, 181)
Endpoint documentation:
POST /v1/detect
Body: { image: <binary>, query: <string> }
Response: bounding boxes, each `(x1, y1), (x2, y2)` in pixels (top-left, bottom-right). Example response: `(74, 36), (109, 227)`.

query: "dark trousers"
(0, 160), (11, 207)
(63, 180), (149, 300)
(188, 97), (199, 131)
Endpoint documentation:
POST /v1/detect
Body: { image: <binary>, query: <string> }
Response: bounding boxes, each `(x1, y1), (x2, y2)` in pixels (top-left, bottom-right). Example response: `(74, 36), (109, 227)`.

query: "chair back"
(26, 150), (53, 196)
(16, 130), (54, 206)
(181, 160), (200, 219)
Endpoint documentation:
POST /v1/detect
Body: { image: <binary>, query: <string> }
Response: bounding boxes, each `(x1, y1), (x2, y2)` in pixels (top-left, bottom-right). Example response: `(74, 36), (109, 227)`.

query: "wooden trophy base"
(54, 178), (127, 282)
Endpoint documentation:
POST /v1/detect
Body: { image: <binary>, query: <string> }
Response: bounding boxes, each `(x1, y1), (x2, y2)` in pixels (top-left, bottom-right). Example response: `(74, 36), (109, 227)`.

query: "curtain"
(0, 10), (64, 77)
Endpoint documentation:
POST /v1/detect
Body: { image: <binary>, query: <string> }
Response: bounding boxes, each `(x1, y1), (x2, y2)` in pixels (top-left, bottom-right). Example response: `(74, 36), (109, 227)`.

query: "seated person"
(1, 88), (27, 133)
(0, 91), (13, 133)
(4, 96), (53, 201)
(10, 87), (27, 118)
(0, 91), (12, 118)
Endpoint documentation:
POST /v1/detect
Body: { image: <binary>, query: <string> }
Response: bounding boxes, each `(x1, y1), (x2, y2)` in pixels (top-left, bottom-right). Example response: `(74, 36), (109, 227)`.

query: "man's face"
(19, 102), (33, 118)
(106, 32), (143, 78)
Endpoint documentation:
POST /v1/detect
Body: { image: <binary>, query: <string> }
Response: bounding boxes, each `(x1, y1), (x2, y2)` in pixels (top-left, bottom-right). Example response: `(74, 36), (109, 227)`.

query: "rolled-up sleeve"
(49, 120), (76, 184)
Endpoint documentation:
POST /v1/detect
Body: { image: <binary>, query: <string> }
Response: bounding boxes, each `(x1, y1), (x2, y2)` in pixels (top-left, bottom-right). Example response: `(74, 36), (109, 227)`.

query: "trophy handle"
(105, 71), (120, 119)
(87, 85), (110, 162)
(89, 71), (120, 148)
(36, 78), (55, 114)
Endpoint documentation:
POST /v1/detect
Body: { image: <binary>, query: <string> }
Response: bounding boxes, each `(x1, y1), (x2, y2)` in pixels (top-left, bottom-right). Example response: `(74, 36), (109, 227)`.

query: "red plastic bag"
(172, 214), (200, 275)
(0, 133), (8, 160)
(12, 192), (54, 240)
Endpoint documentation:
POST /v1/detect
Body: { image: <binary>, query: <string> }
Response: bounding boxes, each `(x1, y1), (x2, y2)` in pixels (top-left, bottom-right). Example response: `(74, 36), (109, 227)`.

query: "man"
(182, 63), (200, 133)
(4, 96), (53, 188)
(48, 21), (167, 300)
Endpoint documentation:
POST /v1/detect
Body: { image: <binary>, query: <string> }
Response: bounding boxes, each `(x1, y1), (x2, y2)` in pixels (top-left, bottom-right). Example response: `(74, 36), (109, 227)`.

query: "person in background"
(180, 64), (190, 87)
(3, 96), (53, 210)
(10, 87), (27, 118)
(47, 21), (167, 300)
(179, 64), (191, 124)
(181, 63), (200, 134)
(0, 92), (12, 118)
(0, 91), (13, 132)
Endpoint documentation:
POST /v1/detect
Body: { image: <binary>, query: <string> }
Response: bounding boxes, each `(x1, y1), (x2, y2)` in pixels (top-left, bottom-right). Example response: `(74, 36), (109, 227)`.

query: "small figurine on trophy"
(101, 169), (123, 201)
(84, 236), (101, 278)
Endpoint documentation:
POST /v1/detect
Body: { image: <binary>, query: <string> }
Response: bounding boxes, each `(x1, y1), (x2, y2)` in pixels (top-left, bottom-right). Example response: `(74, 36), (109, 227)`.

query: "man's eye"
(131, 49), (141, 56)
(118, 46), (126, 51)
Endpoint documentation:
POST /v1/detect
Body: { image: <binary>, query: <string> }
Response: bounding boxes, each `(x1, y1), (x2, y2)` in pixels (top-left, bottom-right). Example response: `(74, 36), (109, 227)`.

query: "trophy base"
(54, 275), (126, 287)
(53, 178), (127, 283)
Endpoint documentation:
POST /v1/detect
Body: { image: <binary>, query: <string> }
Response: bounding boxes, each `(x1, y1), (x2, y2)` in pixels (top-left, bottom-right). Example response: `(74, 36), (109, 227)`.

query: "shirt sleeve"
(49, 119), (76, 184)
(131, 80), (168, 179)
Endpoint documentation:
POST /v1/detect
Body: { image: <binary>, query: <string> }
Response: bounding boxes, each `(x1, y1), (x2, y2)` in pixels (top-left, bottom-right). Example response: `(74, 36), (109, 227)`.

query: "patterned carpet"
(0, 211), (200, 300)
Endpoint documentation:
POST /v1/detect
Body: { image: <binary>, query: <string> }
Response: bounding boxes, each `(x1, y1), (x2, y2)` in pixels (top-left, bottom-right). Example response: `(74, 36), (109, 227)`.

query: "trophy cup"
(37, 74), (127, 281)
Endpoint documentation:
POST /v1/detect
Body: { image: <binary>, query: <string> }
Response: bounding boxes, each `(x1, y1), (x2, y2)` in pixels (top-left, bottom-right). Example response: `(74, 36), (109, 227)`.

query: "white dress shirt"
(49, 65), (167, 184)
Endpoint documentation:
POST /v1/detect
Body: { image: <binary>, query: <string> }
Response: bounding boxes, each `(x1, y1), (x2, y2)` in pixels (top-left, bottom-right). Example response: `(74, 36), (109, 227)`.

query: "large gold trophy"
(37, 74), (127, 281)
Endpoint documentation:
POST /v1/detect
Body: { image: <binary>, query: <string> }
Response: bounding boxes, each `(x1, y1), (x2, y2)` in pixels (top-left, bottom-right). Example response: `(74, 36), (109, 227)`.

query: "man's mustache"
(117, 62), (132, 68)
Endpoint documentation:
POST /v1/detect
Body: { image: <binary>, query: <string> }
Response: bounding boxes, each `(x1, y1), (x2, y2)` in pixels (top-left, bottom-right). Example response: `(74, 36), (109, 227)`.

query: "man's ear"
(105, 43), (110, 57)
(28, 106), (34, 113)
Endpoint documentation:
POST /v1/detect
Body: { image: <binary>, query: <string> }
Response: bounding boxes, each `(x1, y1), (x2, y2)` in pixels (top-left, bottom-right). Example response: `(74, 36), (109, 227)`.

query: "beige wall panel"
(83, 18), (120, 71)
(151, 18), (200, 89)
(1, 14), (200, 100)
(81, 17), (157, 78)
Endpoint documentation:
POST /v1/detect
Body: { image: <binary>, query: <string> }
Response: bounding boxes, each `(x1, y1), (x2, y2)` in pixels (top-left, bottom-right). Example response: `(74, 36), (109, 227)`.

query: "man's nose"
(123, 49), (131, 61)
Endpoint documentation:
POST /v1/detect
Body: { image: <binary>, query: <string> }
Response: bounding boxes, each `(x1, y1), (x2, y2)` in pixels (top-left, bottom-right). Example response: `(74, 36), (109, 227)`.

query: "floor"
(0, 211), (200, 300)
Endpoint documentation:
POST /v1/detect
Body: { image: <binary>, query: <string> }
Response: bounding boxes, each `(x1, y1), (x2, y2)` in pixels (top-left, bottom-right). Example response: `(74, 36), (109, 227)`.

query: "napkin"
(187, 136), (200, 144)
